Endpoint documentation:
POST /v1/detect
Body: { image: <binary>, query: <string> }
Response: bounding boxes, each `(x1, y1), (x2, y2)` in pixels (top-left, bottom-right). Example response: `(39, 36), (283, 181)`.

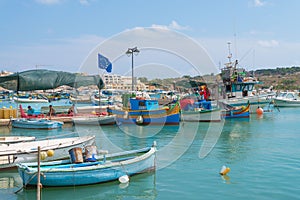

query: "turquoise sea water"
(1, 106), (300, 200)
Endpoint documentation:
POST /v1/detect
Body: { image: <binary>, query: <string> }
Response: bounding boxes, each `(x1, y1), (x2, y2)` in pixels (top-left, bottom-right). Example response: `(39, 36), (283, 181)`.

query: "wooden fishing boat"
(0, 136), (95, 170)
(72, 115), (116, 125)
(221, 102), (250, 119)
(0, 136), (36, 144)
(108, 97), (180, 125)
(180, 99), (221, 122)
(218, 43), (272, 113)
(17, 142), (156, 187)
(11, 118), (64, 129)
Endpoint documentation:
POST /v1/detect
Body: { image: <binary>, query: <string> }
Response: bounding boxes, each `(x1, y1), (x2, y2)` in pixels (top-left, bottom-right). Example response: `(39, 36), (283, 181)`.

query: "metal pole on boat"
(37, 146), (41, 200)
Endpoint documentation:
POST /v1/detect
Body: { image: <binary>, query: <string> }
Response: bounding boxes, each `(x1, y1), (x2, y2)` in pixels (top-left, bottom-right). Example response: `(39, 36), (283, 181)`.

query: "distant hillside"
(252, 66), (300, 76)
(251, 66), (300, 90)
(140, 66), (300, 91)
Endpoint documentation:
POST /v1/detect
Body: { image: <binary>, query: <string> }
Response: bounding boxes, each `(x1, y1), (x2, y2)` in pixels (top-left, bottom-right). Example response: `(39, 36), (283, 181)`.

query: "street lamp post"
(126, 47), (140, 92)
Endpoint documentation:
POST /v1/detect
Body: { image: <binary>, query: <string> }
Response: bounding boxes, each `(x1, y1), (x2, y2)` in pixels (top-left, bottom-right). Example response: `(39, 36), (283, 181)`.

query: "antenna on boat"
(227, 42), (232, 63)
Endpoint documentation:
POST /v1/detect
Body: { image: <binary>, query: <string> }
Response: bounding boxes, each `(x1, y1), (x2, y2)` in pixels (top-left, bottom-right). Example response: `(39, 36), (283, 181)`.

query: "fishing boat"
(273, 91), (300, 107)
(17, 142), (156, 187)
(72, 115), (117, 125)
(0, 135), (95, 170)
(11, 118), (64, 129)
(180, 98), (221, 122)
(220, 102), (250, 119)
(0, 136), (36, 144)
(108, 97), (180, 125)
(218, 43), (272, 113)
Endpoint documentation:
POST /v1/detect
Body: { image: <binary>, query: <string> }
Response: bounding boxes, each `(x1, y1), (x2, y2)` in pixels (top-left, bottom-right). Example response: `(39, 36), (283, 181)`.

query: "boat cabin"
(224, 82), (256, 98)
(130, 98), (159, 110)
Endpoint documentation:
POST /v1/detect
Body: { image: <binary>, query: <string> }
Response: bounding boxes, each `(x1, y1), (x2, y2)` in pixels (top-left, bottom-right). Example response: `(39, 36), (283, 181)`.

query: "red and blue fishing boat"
(221, 102), (250, 119)
(108, 97), (180, 125)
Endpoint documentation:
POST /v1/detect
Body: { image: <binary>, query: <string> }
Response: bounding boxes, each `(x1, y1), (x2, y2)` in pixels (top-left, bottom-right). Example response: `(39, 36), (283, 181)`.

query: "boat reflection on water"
(16, 172), (157, 200)
(117, 123), (180, 138)
(0, 170), (23, 200)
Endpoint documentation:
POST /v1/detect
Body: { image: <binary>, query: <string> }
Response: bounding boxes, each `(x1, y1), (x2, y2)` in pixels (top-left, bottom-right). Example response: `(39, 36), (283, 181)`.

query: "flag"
(98, 53), (112, 73)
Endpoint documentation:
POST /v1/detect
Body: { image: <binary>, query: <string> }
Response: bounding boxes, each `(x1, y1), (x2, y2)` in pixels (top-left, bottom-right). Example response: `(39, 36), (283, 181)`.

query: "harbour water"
(1, 106), (300, 199)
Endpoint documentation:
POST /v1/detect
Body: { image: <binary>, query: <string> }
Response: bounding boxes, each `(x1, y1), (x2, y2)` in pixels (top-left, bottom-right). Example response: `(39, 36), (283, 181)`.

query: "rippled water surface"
(1, 107), (300, 200)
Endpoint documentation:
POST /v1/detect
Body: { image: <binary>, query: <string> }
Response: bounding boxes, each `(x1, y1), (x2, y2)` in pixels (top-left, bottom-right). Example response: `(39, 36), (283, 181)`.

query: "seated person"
(27, 106), (35, 116)
(47, 105), (56, 116)
(68, 104), (76, 115)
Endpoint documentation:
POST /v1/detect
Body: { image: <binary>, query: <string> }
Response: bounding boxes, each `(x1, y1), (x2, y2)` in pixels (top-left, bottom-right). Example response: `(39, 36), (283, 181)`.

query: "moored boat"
(218, 43), (272, 113)
(273, 91), (300, 107)
(0, 136), (36, 144)
(180, 98), (221, 122)
(17, 142), (156, 187)
(72, 115), (116, 125)
(220, 102), (250, 119)
(108, 97), (180, 125)
(0, 135), (95, 169)
(12, 118), (64, 129)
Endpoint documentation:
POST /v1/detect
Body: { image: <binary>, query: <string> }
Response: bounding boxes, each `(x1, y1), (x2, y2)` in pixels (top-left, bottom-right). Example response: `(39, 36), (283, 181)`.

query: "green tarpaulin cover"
(0, 69), (104, 91)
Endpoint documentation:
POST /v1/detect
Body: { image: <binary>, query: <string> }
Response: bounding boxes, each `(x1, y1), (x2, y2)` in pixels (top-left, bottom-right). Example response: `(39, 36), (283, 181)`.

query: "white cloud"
(257, 40), (279, 48)
(253, 0), (266, 7)
(151, 21), (190, 31)
(35, 0), (62, 5)
(79, 0), (90, 6)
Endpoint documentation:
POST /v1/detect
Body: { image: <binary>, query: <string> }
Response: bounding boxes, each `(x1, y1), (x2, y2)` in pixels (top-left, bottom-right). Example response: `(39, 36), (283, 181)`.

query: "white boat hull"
(181, 109), (221, 122)
(72, 115), (116, 125)
(0, 136), (95, 169)
(13, 97), (48, 103)
(273, 99), (300, 107)
(218, 95), (270, 113)
(0, 136), (36, 144)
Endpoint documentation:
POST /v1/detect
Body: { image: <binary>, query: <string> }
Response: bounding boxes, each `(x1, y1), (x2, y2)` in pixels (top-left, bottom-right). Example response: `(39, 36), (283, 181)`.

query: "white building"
(102, 74), (146, 91)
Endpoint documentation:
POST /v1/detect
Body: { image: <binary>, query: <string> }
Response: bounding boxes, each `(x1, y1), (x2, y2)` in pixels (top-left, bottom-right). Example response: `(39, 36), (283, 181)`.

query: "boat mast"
(227, 42), (232, 64)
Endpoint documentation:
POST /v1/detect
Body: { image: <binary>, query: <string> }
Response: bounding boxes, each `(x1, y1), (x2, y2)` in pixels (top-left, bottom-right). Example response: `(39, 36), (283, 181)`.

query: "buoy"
(136, 115), (143, 125)
(40, 151), (48, 160)
(119, 175), (129, 184)
(47, 149), (55, 157)
(256, 107), (264, 115)
(123, 111), (129, 119)
(220, 165), (230, 175)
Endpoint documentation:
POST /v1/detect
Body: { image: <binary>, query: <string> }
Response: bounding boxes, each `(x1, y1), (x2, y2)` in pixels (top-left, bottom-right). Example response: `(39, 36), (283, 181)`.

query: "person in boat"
(27, 106), (35, 116)
(68, 104), (76, 115)
(48, 105), (56, 116)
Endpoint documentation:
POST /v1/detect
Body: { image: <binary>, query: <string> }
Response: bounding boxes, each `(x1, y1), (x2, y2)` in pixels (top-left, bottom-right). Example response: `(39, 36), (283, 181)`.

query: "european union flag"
(98, 53), (112, 73)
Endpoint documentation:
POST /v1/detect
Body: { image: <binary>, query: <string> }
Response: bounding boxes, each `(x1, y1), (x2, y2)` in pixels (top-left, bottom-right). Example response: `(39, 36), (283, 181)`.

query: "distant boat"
(17, 142), (156, 187)
(220, 102), (250, 119)
(13, 96), (49, 103)
(0, 136), (95, 169)
(0, 136), (36, 144)
(108, 97), (180, 125)
(72, 115), (116, 125)
(273, 91), (300, 107)
(12, 118), (64, 129)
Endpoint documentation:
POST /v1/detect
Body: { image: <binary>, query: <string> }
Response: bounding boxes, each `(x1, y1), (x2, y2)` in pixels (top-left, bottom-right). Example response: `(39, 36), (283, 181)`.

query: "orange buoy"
(220, 165), (230, 175)
(256, 107), (264, 115)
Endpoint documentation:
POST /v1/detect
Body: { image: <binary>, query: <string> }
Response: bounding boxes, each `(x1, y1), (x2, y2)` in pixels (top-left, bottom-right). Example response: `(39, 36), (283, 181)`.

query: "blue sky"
(1, 0), (300, 79)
